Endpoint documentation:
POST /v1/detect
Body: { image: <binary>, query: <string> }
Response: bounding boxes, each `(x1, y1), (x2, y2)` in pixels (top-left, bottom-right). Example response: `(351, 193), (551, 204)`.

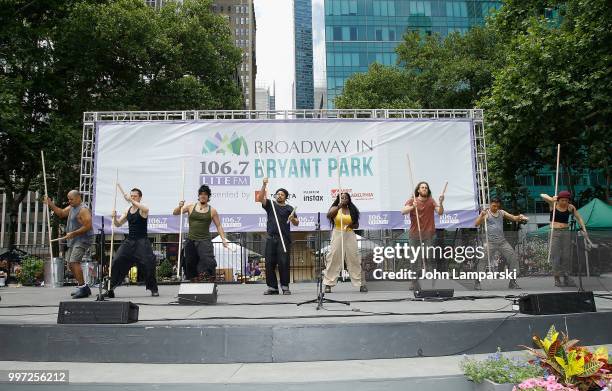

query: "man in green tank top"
(173, 185), (229, 281)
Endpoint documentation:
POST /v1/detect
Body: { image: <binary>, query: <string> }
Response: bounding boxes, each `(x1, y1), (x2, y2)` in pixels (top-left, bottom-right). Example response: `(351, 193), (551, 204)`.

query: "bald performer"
(45, 190), (94, 299)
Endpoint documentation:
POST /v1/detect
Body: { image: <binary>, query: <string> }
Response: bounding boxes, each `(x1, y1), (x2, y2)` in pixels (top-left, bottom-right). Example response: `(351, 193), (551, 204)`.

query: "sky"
(254, 0), (325, 110)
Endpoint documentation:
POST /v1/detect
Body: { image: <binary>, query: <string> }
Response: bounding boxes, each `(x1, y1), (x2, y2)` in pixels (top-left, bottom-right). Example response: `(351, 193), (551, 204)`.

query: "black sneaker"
(474, 281), (482, 291)
(264, 289), (279, 295)
(103, 289), (115, 298)
(359, 285), (368, 293)
(282, 289), (291, 295)
(324, 285), (331, 293)
(151, 291), (159, 297)
(72, 285), (91, 299)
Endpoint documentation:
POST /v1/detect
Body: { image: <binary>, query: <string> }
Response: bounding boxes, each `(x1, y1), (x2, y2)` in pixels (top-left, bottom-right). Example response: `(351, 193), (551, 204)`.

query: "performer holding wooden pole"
(256, 154), (298, 295)
(401, 154), (445, 290)
(44, 189), (94, 299)
(173, 184), (229, 282)
(104, 186), (159, 297)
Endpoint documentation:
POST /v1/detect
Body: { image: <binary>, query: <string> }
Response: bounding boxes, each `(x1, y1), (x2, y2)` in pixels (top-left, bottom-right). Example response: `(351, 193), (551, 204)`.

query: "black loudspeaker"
(57, 301), (139, 324)
(519, 292), (596, 315)
(178, 283), (218, 305)
(414, 289), (454, 299)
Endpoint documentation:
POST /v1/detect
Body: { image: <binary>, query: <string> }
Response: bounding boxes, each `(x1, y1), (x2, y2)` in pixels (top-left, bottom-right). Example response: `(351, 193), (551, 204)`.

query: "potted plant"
(156, 259), (175, 283)
(16, 256), (44, 286)
(521, 325), (612, 390)
(461, 349), (544, 391)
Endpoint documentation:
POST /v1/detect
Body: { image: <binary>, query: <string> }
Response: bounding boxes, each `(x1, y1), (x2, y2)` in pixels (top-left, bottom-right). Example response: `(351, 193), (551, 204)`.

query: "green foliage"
(333, 0), (611, 201)
(156, 259), (174, 279)
(334, 64), (420, 109)
(16, 257), (45, 286)
(460, 349), (544, 384)
(0, 0), (244, 248)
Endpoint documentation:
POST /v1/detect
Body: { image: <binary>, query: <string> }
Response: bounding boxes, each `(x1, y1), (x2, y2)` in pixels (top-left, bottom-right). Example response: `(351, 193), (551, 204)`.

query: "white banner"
(93, 119), (478, 232)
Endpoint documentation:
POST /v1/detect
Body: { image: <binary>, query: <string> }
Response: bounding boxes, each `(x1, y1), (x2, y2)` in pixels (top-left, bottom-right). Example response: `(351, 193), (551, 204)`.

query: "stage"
(1, 277), (611, 365)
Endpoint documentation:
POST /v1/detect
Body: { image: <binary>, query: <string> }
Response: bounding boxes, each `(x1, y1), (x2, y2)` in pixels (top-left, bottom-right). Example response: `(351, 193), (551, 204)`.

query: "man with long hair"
(401, 181), (444, 290)
(323, 192), (368, 293)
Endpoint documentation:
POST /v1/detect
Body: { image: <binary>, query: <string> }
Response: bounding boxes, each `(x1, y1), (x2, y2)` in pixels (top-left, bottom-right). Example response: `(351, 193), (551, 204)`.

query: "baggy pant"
(110, 238), (158, 292)
(477, 240), (520, 275)
(184, 238), (217, 280)
(265, 235), (290, 290)
(323, 229), (363, 287)
(550, 229), (572, 275)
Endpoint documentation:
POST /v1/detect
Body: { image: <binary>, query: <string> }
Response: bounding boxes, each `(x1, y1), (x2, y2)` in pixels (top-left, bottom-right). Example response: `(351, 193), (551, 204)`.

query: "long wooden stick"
(40, 151), (54, 260)
(257, 151), (286, 253)
(107, 169), (118, 290)
(406, 154), (425, 271)
(177, 160), (186, 279)
(547, 144), (561, 266)
(478, 165), (492, 271)
(337, 157), (346, 282)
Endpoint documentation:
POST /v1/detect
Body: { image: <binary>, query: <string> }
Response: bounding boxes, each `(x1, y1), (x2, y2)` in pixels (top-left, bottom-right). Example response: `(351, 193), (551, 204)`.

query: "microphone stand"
(570, 216), (584, 292)
(96, 216), (107, 301)
(297, 212), (349, 310)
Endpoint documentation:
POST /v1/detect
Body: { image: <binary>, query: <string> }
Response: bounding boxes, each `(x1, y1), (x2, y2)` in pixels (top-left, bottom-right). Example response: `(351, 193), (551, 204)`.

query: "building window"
(349, 26), (357, 41)
(333, 27), (342, 41)
(534, 175), (552, 186)
(375, 29), (383, 41)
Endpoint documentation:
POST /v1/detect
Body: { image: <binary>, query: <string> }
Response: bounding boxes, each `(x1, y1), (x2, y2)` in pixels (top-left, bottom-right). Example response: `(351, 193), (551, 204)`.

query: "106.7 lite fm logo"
(200, 132), (250, 186)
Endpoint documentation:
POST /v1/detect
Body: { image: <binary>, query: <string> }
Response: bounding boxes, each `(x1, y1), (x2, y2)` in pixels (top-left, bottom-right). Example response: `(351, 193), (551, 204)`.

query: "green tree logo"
(202, 132), (249, 156)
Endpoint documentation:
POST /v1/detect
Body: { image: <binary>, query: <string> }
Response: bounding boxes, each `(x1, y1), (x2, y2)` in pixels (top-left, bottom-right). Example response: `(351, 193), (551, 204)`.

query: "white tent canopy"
(212, 236), (262, 280)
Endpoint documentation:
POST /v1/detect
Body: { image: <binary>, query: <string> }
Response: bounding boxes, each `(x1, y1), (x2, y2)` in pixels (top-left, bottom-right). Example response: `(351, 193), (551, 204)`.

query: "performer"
(323, 192), (367, 293)
(173, 185), (228, 282)
(541, 191), (588, 287)
(474, 198), (527, 290)
(45, 190), (94, 299)
(257, 178), (299, 295)
(104, 188), (159, 298)
(401, 181), (444, 290)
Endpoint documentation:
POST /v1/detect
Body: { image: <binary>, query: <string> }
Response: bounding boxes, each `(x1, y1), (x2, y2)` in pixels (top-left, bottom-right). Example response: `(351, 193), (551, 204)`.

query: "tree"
(334, 63), (420, 109)
(481, 0), (611, 201)
(0, 0), (243, 249)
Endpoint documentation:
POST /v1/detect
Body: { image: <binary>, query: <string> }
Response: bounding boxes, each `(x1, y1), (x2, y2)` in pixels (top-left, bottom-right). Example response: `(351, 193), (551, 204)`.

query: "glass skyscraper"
(325, 0), (502, 108)
(294, 0), (315, 109)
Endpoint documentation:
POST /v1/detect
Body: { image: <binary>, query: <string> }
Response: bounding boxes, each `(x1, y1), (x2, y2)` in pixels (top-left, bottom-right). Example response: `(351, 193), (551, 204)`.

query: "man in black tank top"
(104, 188), (159, 298)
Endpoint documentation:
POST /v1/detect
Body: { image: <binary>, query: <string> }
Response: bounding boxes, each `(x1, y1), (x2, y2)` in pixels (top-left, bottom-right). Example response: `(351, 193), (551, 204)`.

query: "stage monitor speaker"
(519, 292), (596, 315)
(414, 289), (454, 299)
(57, 301), (138, 324)
(178, 283), (218, 305)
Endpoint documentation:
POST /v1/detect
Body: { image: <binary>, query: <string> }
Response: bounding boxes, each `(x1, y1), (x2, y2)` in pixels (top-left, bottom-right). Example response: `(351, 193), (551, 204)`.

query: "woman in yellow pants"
(323, 192), (368, 293)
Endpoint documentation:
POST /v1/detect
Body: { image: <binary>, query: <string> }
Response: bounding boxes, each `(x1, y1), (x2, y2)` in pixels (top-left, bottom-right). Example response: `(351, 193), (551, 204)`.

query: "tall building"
(324, 0), (502, 108)
(213, 1), (257, 109)
(294, 0), (315, 109)
(145, 0), (257, 109)
(255, 85), (271, 111)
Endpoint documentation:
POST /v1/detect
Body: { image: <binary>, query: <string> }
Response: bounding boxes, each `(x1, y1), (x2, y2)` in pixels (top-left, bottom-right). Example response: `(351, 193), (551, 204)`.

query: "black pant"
(110, 238), (158, 292)
(265, 236), (290, 290)
(184, 238), (217, 280)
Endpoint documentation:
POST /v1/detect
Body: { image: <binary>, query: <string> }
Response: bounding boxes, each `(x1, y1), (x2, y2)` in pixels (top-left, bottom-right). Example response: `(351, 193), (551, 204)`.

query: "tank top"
(188, 205), (212, 241)
(486, 210), (505, 242)
(127, 208), (147, 239)
(550, 208), (571, 224)
(66, 204), (94, 247)
(334, 209), (353, 231)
